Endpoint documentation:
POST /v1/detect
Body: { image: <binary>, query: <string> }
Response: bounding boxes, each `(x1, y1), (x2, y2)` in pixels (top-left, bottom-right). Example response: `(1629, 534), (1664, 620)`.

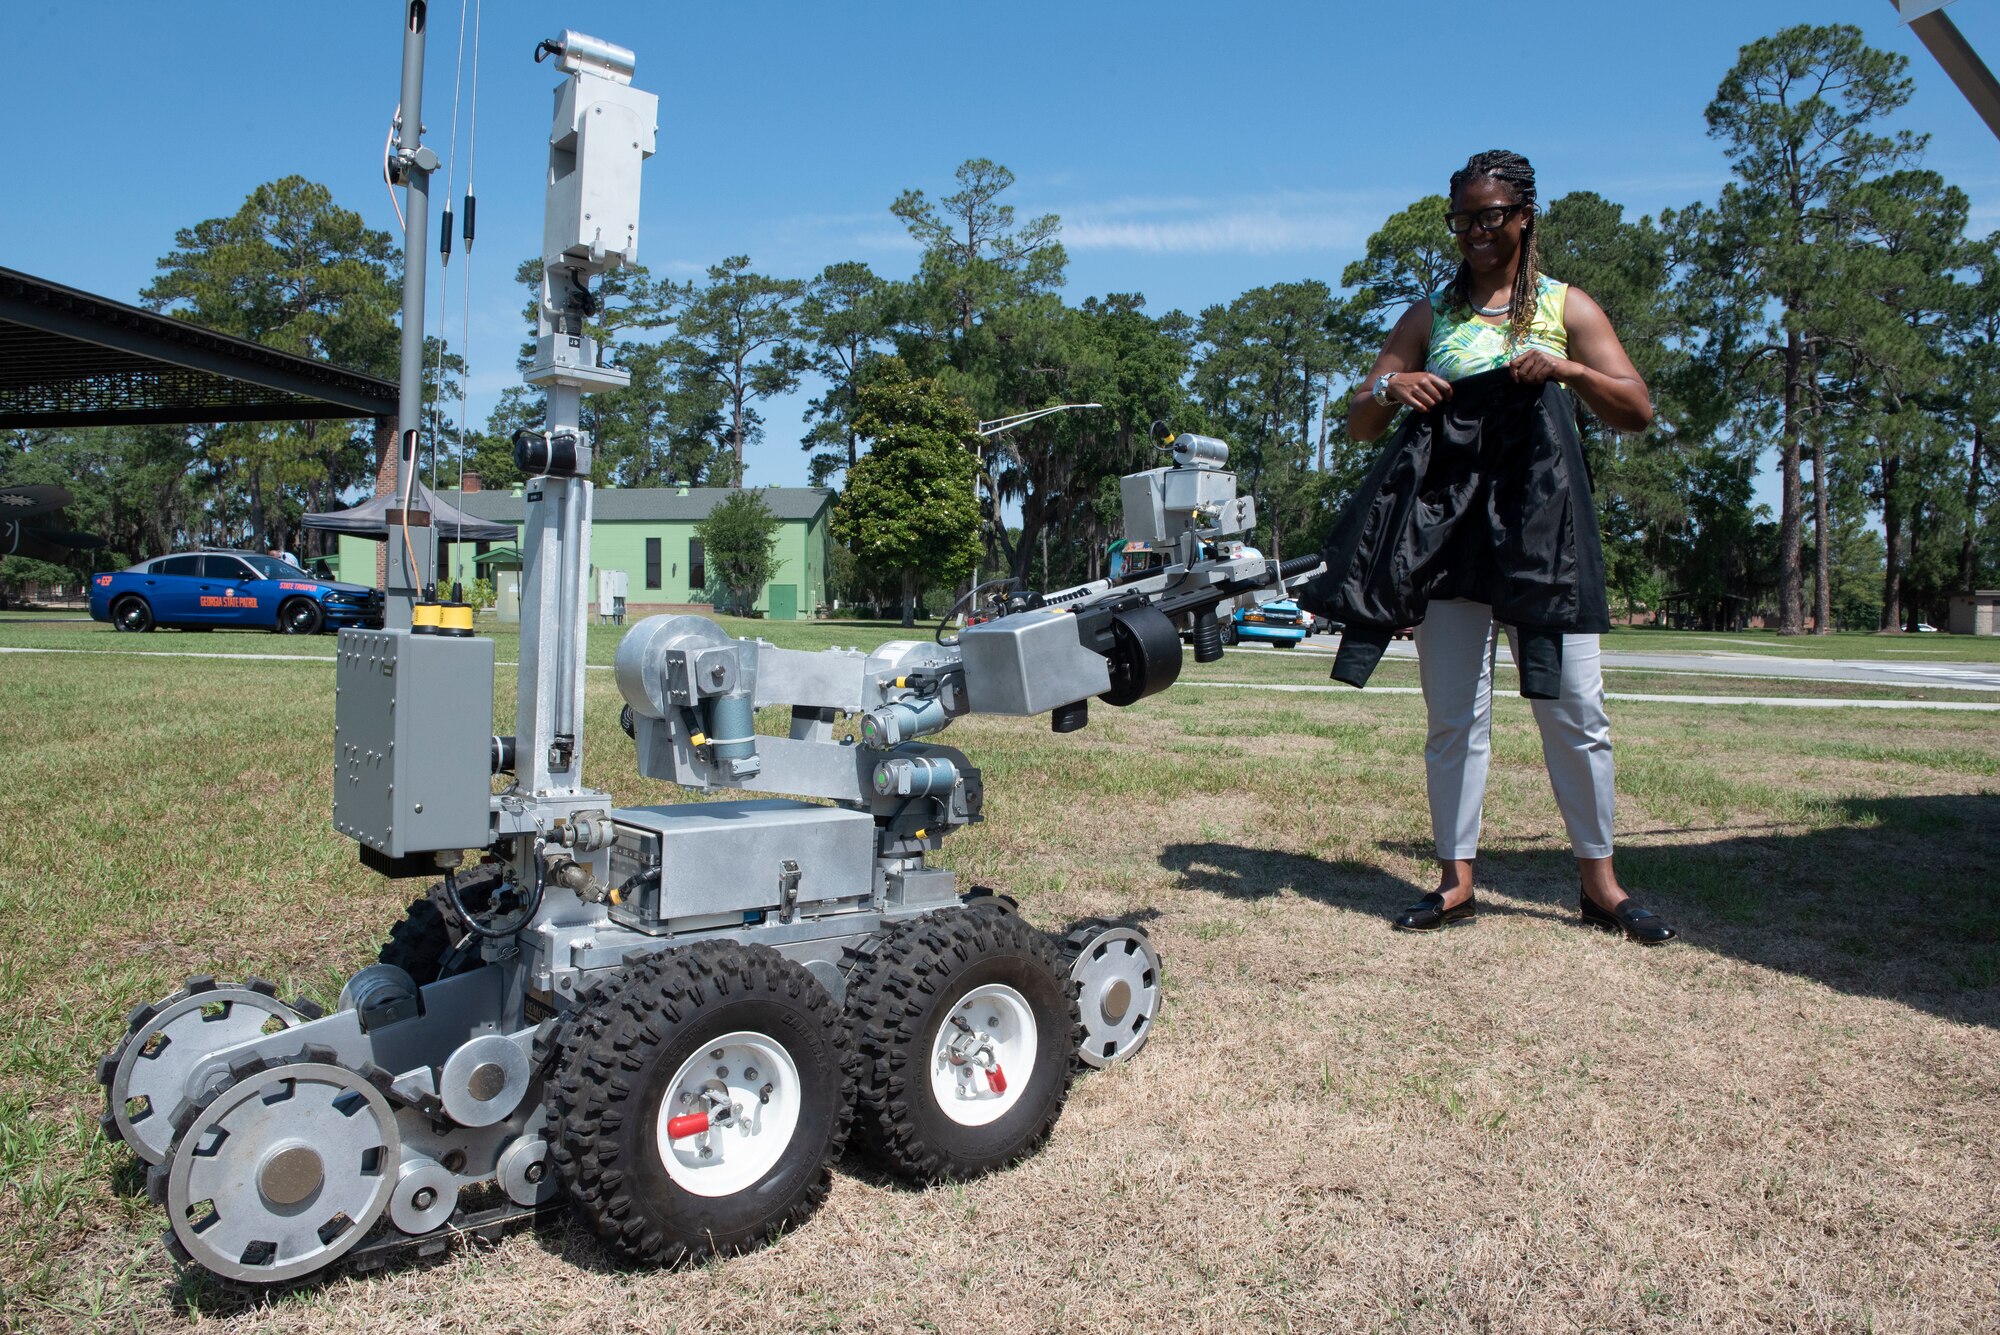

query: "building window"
(645, 537), (661, 590)
(689, 539), (705, 594)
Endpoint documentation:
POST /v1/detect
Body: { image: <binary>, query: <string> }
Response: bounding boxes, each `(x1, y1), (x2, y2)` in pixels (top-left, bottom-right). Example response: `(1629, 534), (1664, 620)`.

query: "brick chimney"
(462, 472), (483, 493)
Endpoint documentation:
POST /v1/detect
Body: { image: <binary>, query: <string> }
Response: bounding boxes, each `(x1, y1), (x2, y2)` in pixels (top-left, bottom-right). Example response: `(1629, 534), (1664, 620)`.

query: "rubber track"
(844, 908), (1082, 1183)
(544, 940), (853, 1267)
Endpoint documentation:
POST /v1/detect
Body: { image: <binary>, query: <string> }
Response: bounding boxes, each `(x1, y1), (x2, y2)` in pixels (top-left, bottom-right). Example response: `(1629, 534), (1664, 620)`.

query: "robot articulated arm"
(611, 424), (1324, 848)
(614, 617), (982, 851)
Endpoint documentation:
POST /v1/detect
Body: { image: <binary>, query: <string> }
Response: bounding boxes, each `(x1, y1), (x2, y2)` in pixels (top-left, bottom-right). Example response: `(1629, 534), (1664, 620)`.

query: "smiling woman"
(1339, 148), (1674, 945)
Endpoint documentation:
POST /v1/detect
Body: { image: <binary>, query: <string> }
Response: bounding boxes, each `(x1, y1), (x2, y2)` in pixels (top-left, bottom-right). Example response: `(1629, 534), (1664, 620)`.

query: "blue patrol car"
(89, 551), (384, 635)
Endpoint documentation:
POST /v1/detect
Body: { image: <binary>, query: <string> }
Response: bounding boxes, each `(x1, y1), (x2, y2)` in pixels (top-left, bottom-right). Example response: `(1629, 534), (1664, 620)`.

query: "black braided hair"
(1446, 149), (1541, 348)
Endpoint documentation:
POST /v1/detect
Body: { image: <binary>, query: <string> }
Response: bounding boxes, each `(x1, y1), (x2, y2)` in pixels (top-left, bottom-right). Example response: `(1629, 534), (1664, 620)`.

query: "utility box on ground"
(598, 568), (628, 624)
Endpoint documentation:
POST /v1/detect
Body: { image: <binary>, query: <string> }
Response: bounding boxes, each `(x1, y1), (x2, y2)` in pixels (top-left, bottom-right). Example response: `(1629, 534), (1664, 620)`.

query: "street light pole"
(969, 402), (1102, 591)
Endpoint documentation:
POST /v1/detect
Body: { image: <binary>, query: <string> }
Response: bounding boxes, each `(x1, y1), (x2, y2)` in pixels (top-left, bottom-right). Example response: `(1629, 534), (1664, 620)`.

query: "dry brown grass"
(2, 636), (1997, 1333)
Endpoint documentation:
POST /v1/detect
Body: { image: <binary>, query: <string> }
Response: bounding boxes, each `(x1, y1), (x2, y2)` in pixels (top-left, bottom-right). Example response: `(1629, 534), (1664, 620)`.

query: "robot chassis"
(95, 30), (1320, 1287)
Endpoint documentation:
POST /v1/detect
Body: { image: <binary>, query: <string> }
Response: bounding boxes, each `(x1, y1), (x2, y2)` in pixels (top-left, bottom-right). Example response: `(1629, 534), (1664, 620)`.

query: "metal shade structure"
(1894, 1), (2000, 141)
(0, 266), (397, 429)
(302, 483), (515, 543)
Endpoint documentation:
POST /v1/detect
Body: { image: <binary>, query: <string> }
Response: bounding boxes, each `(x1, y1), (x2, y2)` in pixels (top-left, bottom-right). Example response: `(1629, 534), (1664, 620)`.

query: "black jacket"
(1298, 367), (1609, 699)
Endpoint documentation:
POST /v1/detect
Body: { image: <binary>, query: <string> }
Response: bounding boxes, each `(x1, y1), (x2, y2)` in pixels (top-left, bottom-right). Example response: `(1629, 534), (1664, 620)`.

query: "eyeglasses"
(1444, 204), (1529, 235)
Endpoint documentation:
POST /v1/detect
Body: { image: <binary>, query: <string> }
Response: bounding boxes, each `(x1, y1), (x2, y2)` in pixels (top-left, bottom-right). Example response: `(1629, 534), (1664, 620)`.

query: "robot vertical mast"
(513, 33), (657, 797)
(386, 1), (442, 628)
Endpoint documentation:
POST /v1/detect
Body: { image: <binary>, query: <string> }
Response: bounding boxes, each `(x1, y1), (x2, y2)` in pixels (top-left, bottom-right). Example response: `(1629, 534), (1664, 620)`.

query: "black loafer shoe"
(1393, 891), (1477, 932)
(1581, 895), (1677, 945)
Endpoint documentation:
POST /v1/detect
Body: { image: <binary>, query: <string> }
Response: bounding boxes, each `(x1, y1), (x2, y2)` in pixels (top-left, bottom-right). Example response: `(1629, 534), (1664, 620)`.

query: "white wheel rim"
(929, 983), (1036, 1127)
(656, 1030), (802, 1198)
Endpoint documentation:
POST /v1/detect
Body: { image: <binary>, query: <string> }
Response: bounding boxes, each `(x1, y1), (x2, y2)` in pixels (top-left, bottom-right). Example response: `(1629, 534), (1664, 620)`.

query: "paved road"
(1185, 680), (2000, 712)
(1234, 638), (2000, 692)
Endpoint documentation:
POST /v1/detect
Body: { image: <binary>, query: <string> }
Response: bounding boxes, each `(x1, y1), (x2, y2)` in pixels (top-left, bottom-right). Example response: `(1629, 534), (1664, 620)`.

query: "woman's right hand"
(1382, 371), (1453, 412)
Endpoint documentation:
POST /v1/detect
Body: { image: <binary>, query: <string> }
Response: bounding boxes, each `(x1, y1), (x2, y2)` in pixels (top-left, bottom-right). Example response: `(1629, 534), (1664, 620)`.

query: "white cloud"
(1055, 190), (1397, 256)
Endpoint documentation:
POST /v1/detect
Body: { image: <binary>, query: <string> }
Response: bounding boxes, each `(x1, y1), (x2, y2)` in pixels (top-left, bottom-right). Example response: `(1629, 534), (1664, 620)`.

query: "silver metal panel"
(958, 611), (1110, 715)
(334, 630), (494, 855)
(541, 71), (656, 267)
(744, 642), (872, 709)
(1121, 469), (1169, 546)
(185, 965), (511, 1106)
(886, 867), (959, 911)
(1161, 466), (1239, 519)
(605, 800), (875, 931)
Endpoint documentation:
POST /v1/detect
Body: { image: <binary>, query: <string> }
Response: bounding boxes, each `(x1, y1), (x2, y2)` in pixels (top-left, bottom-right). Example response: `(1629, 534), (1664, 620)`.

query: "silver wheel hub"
(165, 1060), (398, 1284)
(101, 982), (303, 1166)
(1066, 925), (1162, 1068)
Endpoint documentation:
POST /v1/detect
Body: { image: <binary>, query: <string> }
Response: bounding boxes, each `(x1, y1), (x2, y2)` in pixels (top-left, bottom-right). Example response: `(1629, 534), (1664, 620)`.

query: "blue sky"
(9, 1), (2000, 499)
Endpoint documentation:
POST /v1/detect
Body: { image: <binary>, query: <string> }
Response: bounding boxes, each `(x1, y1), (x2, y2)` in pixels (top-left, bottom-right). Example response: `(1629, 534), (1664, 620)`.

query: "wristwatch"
(1373, 371), (1397, 403)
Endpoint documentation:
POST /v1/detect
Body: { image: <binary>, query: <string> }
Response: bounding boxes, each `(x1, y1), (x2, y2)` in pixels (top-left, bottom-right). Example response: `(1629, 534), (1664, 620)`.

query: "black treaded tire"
(546, 941), (851, 1267)
(277, 596), (323, 635)
(111, 595), (153, 633)
(845, 908), (1080, 1184)
(375, 870), (494, 985)
(960, 885), (1018, 918)
(1218, 615), (1237, 646)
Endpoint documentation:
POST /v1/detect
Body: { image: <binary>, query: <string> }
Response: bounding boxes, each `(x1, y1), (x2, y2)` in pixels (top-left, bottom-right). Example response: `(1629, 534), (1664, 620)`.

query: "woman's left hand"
(1508, 349), (1583, 386)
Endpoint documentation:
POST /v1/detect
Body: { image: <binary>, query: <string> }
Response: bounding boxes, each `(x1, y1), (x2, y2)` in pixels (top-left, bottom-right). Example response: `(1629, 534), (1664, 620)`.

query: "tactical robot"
(95, 28), (1316, 1286)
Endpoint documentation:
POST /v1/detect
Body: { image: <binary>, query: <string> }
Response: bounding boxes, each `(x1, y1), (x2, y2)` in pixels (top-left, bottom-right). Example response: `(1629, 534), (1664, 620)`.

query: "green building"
(333, 483), (833, 620)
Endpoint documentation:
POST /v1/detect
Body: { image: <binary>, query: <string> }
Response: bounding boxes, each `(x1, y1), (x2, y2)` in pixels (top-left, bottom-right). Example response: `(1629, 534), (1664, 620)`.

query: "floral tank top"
(1425, 275), (1569, 382)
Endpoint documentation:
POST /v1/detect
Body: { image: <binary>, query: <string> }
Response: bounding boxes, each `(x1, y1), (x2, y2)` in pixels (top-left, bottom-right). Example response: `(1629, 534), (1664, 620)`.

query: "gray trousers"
(1415, 599), (1615, 861)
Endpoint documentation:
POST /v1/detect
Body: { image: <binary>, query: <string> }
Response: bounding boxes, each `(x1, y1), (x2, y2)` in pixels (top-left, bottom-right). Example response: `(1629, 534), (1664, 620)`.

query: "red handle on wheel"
(987, 1064), (1006, 1094)
(667, 1111), (710, 1139)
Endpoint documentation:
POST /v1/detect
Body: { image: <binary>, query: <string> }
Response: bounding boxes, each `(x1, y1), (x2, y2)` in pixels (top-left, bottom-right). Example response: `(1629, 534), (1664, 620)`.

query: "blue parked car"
(90, 550), (384, 635)
(1233, 595), (1310, 646)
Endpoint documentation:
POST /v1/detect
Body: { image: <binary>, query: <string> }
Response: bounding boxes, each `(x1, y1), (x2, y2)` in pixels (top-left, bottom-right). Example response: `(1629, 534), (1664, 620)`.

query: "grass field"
(1, 615), (1996, 1332)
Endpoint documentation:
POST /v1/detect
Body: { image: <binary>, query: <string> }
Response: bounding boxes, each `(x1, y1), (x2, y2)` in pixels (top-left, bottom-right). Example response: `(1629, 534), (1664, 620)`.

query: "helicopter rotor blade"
(0, 485), (77, 523)
(2, 523), (105, 562)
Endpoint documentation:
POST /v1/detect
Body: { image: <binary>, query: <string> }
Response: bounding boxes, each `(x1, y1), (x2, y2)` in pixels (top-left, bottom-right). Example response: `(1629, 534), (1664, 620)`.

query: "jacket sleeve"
(1331, 626), (1393, 689)
(1296, 409), (1434, 635)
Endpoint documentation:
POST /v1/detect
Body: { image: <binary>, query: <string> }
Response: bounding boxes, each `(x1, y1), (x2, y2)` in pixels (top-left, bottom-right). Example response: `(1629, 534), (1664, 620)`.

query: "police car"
(89, 550), (384, 635)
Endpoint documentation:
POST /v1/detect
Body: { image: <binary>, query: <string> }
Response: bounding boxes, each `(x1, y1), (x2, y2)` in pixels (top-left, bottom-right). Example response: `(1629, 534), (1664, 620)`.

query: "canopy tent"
(302, 482), (515, 543)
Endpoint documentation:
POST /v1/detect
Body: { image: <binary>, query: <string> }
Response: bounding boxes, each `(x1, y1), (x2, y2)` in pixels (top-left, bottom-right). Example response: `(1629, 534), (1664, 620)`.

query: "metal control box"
(1121, 465), (1245, 545)
(958, 611), (1112, 715)
(606, 799), (875, 933)
(543, 68), (657, 267)
(333, 629), (495, 856)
